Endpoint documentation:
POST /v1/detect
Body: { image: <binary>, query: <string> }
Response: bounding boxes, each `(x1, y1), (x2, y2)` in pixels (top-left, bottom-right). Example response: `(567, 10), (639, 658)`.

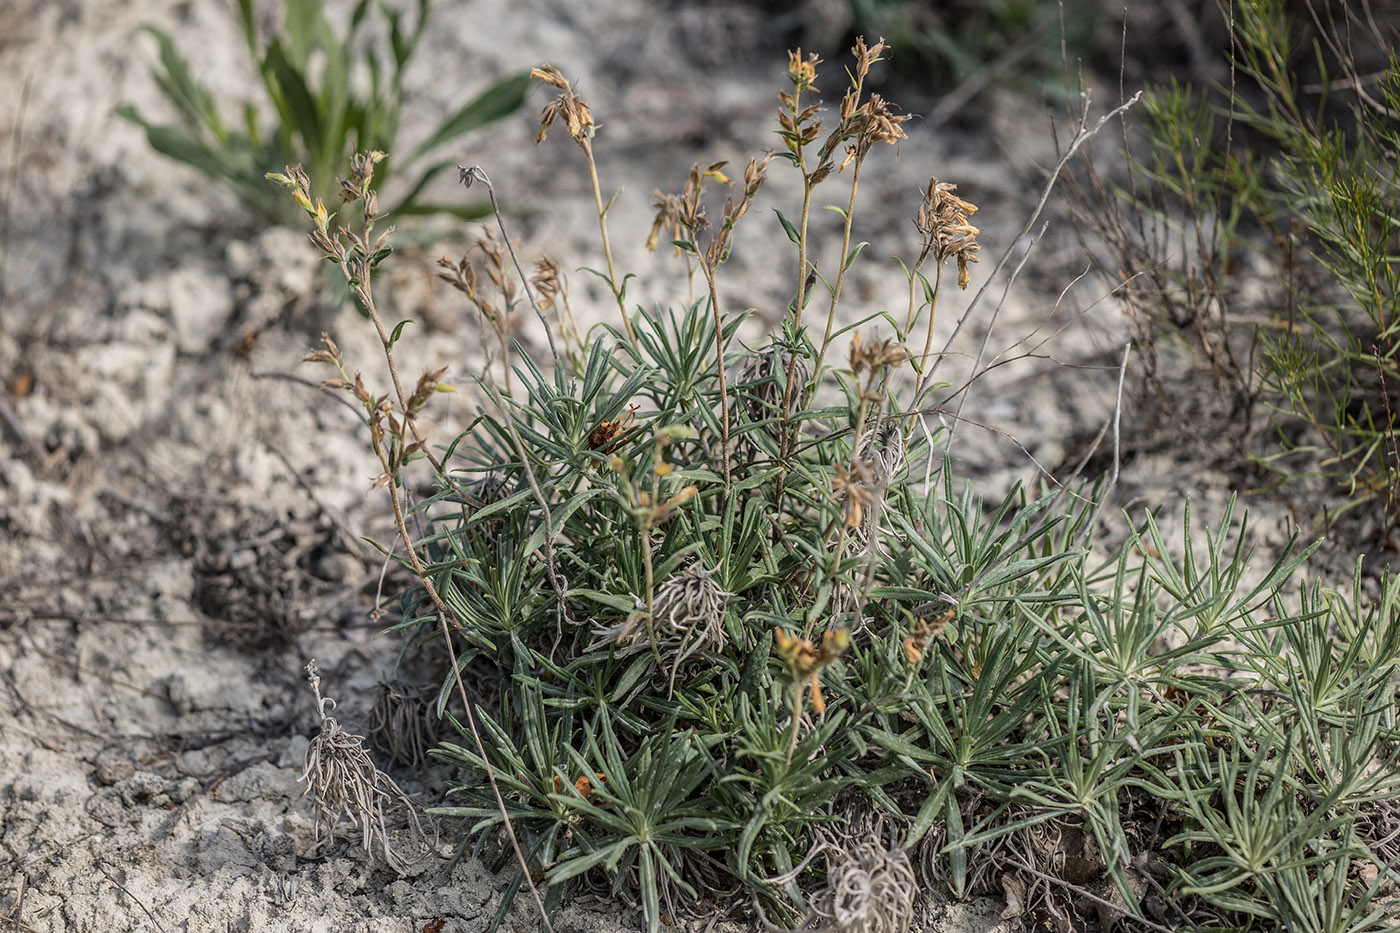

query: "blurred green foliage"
(117, 0), (529, 224)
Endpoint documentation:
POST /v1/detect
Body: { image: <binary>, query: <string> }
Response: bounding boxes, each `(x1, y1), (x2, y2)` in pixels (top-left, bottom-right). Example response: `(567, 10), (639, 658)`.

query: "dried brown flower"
(530, 65), (595, 146)
(435, 255), (478, 298)
(849, 332), (907, 375)
(832, 460), (878, 528)
(839, 93), (911, 172)
(915, 179), (981, 289)
(530, 256), (564, 311)
(901, 607), (954, 666)
(646, 161), (729, 252)
(269, 165), (339, 256)
(851, 36), (889, 81)
(788, 49), (821, 91)
(774, 626), (849, 714)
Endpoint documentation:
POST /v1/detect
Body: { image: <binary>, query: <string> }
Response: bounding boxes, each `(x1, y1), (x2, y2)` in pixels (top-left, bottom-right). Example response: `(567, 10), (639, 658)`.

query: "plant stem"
(699, 263), (733, 503)
(913, 261), (946, 405)
(581, 138), (639, 348)
(639, 513), (665, 674)
(358, 350), (554, 930)
(812, 158), (864, 382)
(497, 321), (513, 395)
(785, 679), (805, 767)
(903, 248), (932, 337)
(774, 182), (816, 516)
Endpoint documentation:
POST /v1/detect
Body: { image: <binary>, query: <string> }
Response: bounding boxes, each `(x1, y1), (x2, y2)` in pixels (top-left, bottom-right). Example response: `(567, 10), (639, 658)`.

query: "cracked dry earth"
(0, 0), (1380, 931)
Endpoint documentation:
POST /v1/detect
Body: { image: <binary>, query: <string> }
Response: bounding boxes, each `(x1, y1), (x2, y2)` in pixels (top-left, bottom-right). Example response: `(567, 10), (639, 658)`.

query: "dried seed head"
(849, 332), (907, 375)
(646, 165), (713, 252)
(342, 150), (385, 199)
(531, 65), (596, 146)
(852, 36), (889, 81)
(832, 460), (878, 528)
(435, 254), (478, 297)
(788, 49), (821, 91)
(269, 164), (339, 255)
(774, 626), (849, 680)
(531, 256), (564, 310)
(408, 365), (453, 414)
(472, 230), (512, 299)
(725, 152), (774, 226)
(840, 94), (911, 171)
(860, 94), (909, 146)
(902, 607), (953, 666)
(915, 179), (981, 289)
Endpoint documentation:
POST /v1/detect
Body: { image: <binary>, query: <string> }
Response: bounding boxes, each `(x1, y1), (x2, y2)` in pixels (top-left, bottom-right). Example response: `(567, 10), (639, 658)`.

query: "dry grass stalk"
(648, 155), (775, 504)
(530, 65), (637, 347)
(275, 160), (558, 932)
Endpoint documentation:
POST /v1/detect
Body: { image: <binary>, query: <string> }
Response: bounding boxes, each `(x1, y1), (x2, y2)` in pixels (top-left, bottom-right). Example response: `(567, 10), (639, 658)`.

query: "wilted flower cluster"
(901, 607), (954, 667)
(339, 149), (386, 219)
(915, 179), (981, 289)
(837, 91), (911, 172)
(832, 460), (879, 530)
(646, 161), (725, 252)
(530, 65), (595, 146)
(774, 626), (849, 715)
(849, 332), (908, 377)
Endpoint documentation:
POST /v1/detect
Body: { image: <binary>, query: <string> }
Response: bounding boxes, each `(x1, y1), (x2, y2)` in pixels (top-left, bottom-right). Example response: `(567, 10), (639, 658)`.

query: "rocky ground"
(1, 1), (1390, 931)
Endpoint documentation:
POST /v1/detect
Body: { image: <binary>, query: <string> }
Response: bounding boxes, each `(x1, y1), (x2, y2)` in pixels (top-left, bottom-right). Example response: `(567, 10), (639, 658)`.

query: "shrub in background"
(842, 0), (1097, 116)
(1071, 0), (1399, 522)
(118, 0), (529, 225)
(277, 36), (1400, 933)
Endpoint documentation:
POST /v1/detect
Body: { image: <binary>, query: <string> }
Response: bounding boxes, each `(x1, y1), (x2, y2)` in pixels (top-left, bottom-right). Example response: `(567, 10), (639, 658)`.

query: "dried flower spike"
(915, 179), (981, 290)
(788, 49), (821, 91)
(832, 460), (878, 528)
(530, 65), (595, 146)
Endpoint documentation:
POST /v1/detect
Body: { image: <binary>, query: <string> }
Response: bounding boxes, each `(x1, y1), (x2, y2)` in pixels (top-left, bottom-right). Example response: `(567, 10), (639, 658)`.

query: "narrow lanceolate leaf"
(773, 208), (801, 245)
(844, 240), (869, 270)
(113, 111), (238, 186)
(406, 71), (531, 165)
(137, 26), (225, 136)
(264, 40), (323, 161)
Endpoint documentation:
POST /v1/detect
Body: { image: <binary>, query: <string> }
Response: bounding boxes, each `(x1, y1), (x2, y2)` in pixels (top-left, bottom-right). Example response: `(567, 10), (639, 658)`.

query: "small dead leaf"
(7, 368), (34, 397)
(234, 327), (260, 358)
(999, 872), (1026, 919)
(574, 773), (594, 799)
